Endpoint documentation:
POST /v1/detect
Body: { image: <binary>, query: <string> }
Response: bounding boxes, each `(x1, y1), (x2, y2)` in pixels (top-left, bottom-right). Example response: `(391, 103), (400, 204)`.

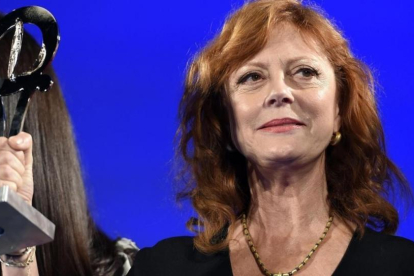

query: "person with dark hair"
(0, 18), (138, 276)
(127, 0), (414, 275)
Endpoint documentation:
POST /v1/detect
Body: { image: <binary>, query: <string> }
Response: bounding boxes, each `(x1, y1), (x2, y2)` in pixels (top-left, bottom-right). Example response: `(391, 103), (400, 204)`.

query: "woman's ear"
(334, 104), (341, 132)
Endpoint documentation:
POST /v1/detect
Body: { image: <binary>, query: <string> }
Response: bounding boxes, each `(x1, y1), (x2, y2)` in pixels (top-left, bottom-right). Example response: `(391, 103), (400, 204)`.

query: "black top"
(127, 228), (414, 276)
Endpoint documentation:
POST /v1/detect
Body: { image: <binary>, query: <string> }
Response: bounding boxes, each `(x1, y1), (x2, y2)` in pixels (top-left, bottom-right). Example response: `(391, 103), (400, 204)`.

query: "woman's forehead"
(263, 24), (328, 62)
(227, 24), (330, 76)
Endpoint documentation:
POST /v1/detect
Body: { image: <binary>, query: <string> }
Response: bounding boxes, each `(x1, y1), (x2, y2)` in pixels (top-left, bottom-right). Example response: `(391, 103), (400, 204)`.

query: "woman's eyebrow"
(239, 60), (270, 70)
(240, 57), (320, 71)
(282, 56), (320, 67)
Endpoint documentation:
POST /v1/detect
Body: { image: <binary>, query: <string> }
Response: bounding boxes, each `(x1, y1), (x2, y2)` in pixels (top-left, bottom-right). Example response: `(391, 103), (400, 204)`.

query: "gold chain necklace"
(241, 214), (333, 276)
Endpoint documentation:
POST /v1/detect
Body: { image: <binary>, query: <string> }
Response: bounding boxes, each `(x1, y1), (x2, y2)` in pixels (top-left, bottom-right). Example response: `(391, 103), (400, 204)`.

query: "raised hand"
(0, 132), (33, 205)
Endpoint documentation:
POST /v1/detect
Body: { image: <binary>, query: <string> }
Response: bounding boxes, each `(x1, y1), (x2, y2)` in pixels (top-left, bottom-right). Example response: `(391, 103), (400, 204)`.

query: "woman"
(0, 22), (137, 275)
(127, 0), (414, 275)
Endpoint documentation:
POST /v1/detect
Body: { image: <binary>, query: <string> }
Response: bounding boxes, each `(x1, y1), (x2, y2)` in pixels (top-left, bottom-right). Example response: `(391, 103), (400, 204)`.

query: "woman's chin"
(248, 146), (324, 169)
(250, 151), (303, 168)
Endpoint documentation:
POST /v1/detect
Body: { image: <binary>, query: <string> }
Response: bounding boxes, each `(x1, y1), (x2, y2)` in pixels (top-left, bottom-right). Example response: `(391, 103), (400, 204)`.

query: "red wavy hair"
(176, 0), (412, 253)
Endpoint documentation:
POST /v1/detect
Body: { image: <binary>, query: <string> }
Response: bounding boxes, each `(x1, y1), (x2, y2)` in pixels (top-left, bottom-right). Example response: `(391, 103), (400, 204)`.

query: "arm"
(0, 133), (39, 276)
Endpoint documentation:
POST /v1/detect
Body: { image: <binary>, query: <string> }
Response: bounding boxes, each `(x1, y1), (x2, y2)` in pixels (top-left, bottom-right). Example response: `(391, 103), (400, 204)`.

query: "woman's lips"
(258, 118), (306, 133)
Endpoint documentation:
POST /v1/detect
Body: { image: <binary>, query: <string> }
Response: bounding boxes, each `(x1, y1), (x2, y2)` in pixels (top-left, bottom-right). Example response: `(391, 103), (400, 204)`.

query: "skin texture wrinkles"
(227, 24), (351, 276)
(227, 24), (340, 170)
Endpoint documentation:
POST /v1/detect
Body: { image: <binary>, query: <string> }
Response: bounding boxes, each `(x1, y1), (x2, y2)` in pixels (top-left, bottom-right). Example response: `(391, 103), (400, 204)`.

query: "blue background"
(1, 0), (413, 248)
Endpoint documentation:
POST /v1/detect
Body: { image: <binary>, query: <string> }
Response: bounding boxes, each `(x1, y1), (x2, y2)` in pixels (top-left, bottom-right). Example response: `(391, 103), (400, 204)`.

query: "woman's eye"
(237, 73), (263, 84)
(293, 67), (320, 79)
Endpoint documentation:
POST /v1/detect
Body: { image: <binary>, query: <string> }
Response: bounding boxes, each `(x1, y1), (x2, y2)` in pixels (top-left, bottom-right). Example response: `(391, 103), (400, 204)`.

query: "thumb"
(8, 132), (33, 168)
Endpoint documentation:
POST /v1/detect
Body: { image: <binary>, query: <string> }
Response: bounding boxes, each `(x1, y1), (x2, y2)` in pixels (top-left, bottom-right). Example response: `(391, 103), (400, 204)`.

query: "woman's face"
(227, 24), (340, 169)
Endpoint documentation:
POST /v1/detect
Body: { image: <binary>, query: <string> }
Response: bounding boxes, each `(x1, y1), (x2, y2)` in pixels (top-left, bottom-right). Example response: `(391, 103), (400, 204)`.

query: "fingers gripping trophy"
(0, 6), (59, 255)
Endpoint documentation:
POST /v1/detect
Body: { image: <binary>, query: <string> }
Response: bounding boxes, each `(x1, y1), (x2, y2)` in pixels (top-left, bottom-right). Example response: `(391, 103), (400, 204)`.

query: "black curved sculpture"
(0, 6), (58, 254)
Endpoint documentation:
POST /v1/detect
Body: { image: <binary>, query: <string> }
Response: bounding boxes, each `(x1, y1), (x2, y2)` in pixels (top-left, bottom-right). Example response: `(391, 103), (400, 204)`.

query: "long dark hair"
(0, 19), (135, 275)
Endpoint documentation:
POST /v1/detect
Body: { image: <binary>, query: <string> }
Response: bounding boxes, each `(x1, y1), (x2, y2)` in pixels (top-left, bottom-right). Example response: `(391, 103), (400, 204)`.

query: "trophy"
(0, 6), (59, 255)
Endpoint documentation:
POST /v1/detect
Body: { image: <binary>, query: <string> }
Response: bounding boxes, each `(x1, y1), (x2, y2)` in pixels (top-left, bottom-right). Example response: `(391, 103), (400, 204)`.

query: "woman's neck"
(246, 155), (330, 239)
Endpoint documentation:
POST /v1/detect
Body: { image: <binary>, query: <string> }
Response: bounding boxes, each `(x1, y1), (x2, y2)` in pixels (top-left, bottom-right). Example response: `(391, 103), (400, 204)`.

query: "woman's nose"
(264, 79), (294, 107)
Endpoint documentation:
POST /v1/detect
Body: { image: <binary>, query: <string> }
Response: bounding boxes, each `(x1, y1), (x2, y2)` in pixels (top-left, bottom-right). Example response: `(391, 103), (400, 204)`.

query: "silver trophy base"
(0, 186), (55, 255)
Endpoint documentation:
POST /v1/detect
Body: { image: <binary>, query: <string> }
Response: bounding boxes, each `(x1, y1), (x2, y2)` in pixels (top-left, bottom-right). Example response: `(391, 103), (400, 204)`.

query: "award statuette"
(0, 6), (59, 255)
